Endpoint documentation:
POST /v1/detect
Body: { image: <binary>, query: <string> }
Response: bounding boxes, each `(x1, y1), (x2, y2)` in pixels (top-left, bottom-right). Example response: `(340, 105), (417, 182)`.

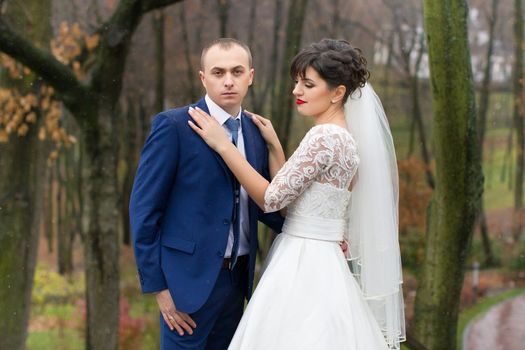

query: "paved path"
(464, 293), (525, 350)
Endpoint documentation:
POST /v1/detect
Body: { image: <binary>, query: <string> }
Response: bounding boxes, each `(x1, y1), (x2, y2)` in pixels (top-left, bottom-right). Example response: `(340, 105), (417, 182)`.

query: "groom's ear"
(199, 71), (206, 87)
(248, 68), (255, 86)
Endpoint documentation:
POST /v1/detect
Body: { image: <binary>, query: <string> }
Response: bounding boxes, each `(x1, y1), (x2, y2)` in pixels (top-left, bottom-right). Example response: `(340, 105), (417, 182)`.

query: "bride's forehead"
(297, 67), (324, 83)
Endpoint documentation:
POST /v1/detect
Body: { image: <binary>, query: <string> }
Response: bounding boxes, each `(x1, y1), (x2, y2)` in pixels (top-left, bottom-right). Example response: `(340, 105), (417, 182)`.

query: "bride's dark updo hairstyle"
(290, 39), (370, 104)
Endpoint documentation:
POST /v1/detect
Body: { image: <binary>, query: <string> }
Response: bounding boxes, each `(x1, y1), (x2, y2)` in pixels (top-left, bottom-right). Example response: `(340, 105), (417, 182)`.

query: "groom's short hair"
(200, 38), (253, 69)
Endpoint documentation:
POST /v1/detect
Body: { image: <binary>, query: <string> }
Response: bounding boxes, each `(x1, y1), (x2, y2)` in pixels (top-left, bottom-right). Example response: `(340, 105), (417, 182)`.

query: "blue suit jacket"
(129, 98), (284, 313)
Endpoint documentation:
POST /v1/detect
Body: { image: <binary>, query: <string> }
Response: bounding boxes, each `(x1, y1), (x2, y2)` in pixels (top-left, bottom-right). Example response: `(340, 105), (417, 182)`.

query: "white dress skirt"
(227, 206), (390, 350)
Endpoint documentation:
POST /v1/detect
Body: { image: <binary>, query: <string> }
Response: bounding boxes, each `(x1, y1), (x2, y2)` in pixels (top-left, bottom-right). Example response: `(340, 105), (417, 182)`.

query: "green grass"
(456, 288), (525, 349)
(27, 328), (83, 350)
(31, 303), (76, 318)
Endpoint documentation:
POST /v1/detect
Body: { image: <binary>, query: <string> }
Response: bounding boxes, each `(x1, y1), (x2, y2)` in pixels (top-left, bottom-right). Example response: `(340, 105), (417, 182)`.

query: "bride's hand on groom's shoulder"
(188, 106), (230, 152)
(155, 289), (197, 336)
(245, 111), (281, 151)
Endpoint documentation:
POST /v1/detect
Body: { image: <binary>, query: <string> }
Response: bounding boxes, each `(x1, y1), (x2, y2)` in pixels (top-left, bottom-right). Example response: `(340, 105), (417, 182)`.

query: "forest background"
(0, 0), (523, 349)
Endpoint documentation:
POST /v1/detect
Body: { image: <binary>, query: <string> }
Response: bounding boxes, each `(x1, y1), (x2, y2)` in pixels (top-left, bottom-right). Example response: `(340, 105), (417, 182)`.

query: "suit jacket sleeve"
(129, 113), (179, 293)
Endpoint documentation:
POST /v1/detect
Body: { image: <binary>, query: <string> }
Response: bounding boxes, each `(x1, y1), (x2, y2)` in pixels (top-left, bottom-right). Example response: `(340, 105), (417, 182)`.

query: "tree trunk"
(413, 1), (483, 349)
(247, 0), (258, 109)
(44, 167), (54, 253)
(217, 0), (230, 37)
(329, 0), (341, 37)
(0, 130), (38, 350)
(268, 0), (284, 116)
(274, 0), (310, 152)
(0, 2), (185, 349)
(410, 75), (434, 189)
(478, 202), (494, 266)
(179, 2), (198, 103)
(153, 10), (165, 114)
(121, 101), (138, 246)
(57, 153), (74, 276)
(476, 0), (499, 266)
(513, 0), (524, 240)
(0, 1), (51, 348)
(57, 137), (78, 276)
(83, 104), (120, 350)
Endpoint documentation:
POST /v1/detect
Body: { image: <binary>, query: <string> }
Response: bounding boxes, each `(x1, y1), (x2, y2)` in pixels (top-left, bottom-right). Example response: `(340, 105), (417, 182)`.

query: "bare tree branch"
(89, 0), (183, 102)
(0, 17), (89, 112)
(141, 0), (184, 12)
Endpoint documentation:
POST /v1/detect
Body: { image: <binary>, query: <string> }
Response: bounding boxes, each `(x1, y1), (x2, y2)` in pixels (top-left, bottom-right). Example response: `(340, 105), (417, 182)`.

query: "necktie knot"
(224, 118), (240, 145)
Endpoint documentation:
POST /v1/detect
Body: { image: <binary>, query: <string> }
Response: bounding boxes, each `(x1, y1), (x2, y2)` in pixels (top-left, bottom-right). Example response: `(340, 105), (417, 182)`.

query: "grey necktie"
(223, 118), (241, 269)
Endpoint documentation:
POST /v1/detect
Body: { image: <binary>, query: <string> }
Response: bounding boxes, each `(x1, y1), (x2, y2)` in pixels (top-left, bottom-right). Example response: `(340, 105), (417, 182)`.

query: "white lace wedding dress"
(228, 124), (390, 349)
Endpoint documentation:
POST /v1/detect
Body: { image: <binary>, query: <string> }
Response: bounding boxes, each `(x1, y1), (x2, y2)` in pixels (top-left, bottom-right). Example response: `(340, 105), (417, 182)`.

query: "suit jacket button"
(223, 219), (229, 225)
(217, 251), (223, 257)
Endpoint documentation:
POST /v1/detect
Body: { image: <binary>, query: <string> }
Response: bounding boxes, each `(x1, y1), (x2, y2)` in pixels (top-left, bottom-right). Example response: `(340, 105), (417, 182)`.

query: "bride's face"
(292, 67), (337, 118)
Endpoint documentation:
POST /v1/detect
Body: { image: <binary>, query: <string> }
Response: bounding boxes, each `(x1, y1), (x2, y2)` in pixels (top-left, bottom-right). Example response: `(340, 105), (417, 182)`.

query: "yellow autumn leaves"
(0, 22), (97, 163)
(51, 22), (99, 79)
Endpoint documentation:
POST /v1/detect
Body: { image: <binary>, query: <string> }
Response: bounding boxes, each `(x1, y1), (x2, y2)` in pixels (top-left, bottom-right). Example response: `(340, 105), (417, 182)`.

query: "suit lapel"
(241, 111), (258, 170)
(193, 98), (232, 179)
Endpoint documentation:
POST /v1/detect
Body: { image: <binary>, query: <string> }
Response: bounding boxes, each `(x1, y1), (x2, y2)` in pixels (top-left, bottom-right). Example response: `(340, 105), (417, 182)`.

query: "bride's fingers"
(251, 115), (262, 126)
(188, 120), (205, 136)
(245, 110), (265, 123)
(194, 106), (215, 124)
(188, 107), (206, 127)
(250, 114), (269, 127)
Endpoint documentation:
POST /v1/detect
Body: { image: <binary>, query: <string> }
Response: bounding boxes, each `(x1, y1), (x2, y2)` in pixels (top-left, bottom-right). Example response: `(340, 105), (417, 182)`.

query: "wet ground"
(464, 293), (525, 350)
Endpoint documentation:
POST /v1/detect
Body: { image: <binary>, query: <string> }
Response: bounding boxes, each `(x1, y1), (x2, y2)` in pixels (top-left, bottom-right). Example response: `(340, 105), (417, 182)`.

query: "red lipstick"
(296, 99), (306, 105)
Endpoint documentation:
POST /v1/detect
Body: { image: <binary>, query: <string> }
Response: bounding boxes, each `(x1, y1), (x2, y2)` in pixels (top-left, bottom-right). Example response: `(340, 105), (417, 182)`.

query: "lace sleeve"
(263, 125), (349, 212)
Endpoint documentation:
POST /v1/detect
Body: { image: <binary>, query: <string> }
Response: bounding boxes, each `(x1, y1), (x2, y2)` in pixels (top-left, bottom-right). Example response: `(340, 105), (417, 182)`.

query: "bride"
(188, 39), (405, 349)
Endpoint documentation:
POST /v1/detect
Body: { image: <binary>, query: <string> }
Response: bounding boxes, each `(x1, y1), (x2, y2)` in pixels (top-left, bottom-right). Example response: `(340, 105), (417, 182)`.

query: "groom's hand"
(155, 289), (197, 336)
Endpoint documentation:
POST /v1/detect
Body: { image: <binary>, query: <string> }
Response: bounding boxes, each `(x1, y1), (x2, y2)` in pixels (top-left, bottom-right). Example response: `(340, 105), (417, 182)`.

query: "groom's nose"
(223, 73), (234, 87)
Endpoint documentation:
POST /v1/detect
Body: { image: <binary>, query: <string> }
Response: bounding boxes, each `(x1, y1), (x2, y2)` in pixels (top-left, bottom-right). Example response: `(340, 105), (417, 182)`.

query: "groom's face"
(199, 44), (254, 116)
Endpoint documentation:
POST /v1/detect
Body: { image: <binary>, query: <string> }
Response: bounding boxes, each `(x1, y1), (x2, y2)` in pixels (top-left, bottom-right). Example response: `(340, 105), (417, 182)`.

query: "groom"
(129, 38), (284, 349)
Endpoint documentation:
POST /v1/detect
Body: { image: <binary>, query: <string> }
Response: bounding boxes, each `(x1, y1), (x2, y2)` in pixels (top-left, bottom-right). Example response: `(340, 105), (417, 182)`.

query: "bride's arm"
(217, 142), (269, 210)
(188, 107), (336, 213)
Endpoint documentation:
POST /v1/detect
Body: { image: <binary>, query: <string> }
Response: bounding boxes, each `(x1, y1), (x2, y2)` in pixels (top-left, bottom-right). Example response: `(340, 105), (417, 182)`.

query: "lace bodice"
(264, 124), (359, 219)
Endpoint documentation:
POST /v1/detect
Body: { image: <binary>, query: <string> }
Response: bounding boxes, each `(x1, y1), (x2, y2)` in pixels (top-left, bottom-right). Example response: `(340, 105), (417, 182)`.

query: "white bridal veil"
(345, 83), (406, 349)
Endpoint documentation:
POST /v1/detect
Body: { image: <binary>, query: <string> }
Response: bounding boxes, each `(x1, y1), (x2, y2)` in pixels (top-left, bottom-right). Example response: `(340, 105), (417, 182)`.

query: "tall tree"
(513, 0), (525, 240)
(217, 0), (230, 37)
(383, 0), (434, 189)
(274, 0), (310, 152)
(413, 0), (483, 349)
(477, 0), (500, 266)
(178, 1), (198, 103)
(0, 1), (52, 349)
(153, 9), (165, 114)
(0, 1), (184, 349)
(266, 0), (284, 115)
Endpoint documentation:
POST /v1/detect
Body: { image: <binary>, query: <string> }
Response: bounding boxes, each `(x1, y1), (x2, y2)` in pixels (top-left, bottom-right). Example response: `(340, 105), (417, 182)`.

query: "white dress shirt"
(205, 95), (250, 258)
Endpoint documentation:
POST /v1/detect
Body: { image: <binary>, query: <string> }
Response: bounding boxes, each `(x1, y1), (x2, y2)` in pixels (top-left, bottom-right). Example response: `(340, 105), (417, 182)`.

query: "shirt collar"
(205, 95), (242, 127)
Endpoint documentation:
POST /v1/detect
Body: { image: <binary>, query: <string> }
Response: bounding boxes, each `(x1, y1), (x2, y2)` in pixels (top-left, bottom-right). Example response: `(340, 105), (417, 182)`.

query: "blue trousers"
(160, 263), (248, 350)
